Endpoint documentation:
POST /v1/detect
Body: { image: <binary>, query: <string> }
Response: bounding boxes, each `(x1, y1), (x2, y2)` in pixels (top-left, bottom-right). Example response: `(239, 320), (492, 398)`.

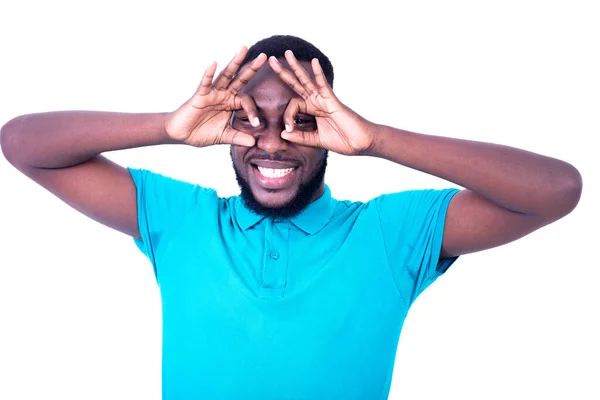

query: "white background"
(1, 1), (598, 399)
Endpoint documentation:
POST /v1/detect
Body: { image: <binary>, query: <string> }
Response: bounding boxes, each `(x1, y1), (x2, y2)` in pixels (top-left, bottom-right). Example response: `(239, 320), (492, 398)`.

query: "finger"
(283, 97), (308, 133)
(234, 94), (260, 127)
(228, 53), (267, 94)
(222, 127), (256, 147)
(195, 61), (217, 96)
(281, 129), (321, 148)
(213, 46), (248, 90)
(284, 50), (318, 94)
(268, 56), (309, 98)
(311, 58), (330, 92)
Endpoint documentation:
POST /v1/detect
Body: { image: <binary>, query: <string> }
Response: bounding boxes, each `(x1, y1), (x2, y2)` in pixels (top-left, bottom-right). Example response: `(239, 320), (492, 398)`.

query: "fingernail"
(285, 124), (292, 133)
(253, 117), (260, 127)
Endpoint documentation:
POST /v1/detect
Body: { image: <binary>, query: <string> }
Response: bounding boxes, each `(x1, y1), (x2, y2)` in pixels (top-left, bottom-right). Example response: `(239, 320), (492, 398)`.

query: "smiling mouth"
(256, 166), (296, 178)
(250, 163), (299, 189)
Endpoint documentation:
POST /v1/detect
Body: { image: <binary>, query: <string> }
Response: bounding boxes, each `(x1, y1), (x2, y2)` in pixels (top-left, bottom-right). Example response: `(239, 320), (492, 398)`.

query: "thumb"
(222, 127), (256, 147)
(281, 129), (321, 148)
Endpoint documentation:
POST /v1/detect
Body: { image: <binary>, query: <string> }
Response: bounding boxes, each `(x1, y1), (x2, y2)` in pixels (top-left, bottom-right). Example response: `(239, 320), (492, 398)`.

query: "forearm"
(0, 111), (178, 169)
(365, 124), (582, 218)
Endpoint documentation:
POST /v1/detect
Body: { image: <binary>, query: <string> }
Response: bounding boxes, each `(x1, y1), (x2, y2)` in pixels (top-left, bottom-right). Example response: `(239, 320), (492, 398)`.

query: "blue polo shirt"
(129, 168), (459, 400)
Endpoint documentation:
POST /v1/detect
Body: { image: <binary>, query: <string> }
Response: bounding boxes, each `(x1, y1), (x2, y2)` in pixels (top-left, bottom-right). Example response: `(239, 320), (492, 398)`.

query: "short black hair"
(241, 35), (334, 88)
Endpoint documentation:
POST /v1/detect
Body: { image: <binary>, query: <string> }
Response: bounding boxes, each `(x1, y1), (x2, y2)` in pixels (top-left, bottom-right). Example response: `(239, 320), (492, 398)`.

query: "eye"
(294, 115), (316, 125)
(233, 114), (252, 124)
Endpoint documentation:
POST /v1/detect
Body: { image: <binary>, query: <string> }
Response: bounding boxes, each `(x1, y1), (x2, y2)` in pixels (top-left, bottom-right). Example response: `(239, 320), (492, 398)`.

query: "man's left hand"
(268, 51), (375, 156)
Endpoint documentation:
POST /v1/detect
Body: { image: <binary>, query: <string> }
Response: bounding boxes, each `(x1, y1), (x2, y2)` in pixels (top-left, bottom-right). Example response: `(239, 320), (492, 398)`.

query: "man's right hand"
(165, 47), (267, 148)
(0, 46), (267, 240)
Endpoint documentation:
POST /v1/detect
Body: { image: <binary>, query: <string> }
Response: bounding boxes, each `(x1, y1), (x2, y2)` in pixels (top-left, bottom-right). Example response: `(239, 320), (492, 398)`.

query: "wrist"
(162, 111), (189, 145)
(357, 122), (383, 157)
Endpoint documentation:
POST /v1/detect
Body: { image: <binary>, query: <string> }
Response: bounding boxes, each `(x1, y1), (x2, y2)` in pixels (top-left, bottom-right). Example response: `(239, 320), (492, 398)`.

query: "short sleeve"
(128, 168), (218, 276)
(373, 188), (460, 306)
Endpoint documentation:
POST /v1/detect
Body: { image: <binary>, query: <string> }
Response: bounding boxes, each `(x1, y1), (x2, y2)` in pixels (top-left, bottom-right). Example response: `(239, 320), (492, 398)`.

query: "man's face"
(230, 59), (328, 218)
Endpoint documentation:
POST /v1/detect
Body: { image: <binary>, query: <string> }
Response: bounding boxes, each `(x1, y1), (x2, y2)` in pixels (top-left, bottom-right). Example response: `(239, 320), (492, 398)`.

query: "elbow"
(548, 162), (583, 220)
(1, 115), (26, 166)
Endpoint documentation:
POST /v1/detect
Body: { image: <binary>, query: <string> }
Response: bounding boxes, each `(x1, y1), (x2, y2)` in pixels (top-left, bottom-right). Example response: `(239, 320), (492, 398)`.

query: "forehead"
(239, 59), (314, 103)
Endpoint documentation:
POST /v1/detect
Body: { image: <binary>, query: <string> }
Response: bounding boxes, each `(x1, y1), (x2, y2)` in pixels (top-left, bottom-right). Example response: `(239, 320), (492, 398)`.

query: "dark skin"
(266, 51), (583, 257)
(229, 59), (327, 209)
(0, 46), (582, 259)
(0, 47), (269, 239)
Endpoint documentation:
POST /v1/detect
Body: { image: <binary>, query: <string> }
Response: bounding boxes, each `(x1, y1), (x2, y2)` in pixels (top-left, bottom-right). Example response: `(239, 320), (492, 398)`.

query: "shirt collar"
(235, 185), (336, 235)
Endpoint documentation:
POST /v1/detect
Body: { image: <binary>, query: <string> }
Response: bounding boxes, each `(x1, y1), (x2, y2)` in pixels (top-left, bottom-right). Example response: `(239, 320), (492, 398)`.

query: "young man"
(0, 35), (582, 399)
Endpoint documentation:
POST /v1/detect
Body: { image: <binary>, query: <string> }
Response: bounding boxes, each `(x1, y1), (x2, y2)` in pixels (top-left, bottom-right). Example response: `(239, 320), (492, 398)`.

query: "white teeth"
(257, 166), (295, 178)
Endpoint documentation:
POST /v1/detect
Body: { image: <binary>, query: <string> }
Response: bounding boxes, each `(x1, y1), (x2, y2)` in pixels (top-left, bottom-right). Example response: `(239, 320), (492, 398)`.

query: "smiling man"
(229, 44), (329, 218)
(0, 35), (583, 399)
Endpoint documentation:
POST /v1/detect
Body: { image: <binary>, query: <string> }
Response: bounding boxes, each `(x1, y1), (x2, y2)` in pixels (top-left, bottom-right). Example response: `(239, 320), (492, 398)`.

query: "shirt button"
(270, 252), (279, 260)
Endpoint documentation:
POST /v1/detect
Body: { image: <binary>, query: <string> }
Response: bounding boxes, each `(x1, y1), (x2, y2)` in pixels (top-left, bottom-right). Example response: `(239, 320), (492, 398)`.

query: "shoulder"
(326, 188), (460, 241)
(127, 167), (222, 202)
(127, 167), (237, 231)
(369, 188), (459, 215)
(331, 188), (459, 217)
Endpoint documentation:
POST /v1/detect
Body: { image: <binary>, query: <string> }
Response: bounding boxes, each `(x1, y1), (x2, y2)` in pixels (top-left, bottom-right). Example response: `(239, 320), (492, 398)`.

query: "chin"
(233, 152), (328, 220)
(252, 189), (298, 209)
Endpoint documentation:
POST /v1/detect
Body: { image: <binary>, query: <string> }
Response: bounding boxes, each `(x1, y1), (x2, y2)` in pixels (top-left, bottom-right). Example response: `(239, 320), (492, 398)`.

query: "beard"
(233, 152), (328, 220)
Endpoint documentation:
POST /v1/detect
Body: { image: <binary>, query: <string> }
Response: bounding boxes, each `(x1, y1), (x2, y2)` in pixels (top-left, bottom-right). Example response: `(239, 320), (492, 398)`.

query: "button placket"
(259, 220), (289, 298)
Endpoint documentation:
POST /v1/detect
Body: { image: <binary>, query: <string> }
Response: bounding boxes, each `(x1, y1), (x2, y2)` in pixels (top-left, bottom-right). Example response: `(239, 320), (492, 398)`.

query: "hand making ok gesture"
(165, 47), (267, 148)
(268, 50), (376, 156)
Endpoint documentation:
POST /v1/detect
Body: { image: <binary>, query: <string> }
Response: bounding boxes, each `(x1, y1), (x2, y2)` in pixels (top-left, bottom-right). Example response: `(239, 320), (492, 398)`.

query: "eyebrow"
(234, 100), (296, 115)
(252, 101), (292, 113)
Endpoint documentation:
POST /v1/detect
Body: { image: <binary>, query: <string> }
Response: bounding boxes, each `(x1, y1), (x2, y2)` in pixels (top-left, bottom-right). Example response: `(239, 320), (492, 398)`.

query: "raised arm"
(1, 48), (267, 239)
(1, 111), (174, 238)
(268, 51), (583, 258)
(364, 128), (582, 258)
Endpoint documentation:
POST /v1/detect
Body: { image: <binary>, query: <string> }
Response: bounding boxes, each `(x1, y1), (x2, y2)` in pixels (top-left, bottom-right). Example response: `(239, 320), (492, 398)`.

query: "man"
(0, 35), (582, 399)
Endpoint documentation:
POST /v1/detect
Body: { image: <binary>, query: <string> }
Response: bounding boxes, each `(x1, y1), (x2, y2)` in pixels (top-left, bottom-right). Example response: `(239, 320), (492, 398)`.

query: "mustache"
(246, 152), (300, 164)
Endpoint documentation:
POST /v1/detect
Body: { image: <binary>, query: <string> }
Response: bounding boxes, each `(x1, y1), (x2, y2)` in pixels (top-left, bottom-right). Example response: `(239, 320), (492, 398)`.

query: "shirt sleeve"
(128, 168), (218, 276)
(373, 188), (460, 306)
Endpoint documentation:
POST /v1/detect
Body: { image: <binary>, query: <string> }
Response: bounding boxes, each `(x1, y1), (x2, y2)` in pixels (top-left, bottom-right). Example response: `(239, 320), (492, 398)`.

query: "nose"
(254, 119), (288, 154)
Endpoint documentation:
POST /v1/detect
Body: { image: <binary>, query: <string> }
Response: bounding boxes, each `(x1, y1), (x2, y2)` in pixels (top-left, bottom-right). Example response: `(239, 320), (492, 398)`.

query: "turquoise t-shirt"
(129, 168), (459, 400)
